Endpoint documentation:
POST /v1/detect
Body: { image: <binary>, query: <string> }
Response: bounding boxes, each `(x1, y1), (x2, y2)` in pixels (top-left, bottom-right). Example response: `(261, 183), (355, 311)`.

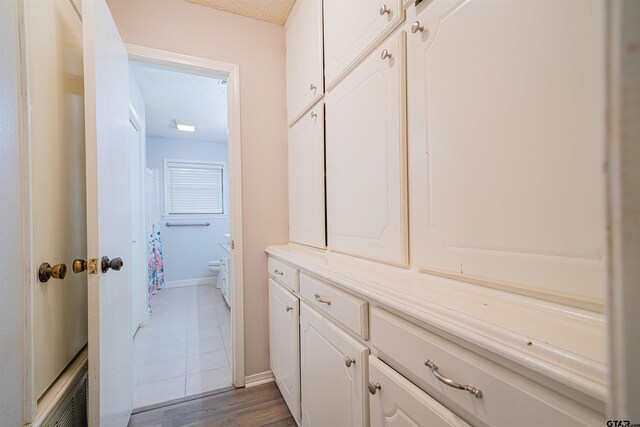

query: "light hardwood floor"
(128, 383), (296, 426)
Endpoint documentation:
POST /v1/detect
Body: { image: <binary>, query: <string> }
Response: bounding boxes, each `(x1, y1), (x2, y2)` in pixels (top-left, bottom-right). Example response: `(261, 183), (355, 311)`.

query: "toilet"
(208, 259), (223, 289)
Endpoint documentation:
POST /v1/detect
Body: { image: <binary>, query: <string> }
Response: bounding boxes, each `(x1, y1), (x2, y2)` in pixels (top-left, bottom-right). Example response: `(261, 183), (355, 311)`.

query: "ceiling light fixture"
(175, 120), (196, 132)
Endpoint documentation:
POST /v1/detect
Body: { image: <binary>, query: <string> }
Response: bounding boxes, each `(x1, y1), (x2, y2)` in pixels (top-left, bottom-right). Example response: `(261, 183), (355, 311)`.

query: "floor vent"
(43, 371), (88, 427)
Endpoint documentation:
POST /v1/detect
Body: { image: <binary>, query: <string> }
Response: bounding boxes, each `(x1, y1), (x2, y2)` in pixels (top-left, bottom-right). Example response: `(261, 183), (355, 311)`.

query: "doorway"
(125, 49), (245, 409)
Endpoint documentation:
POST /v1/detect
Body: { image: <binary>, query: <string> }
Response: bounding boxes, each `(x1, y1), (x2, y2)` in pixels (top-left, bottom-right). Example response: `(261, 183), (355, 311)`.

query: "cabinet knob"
(310, 111), (318, 119)
(73, 259), (87, 273)
(101, 256), (124, 273)
(381, 49), (392, 60)
(411, 21), (424, 33)
(286, 305), (293, 312)
(309, 83), (317, 91)
(368, 382), (382, 395)
(379, 4), (391, 15)
(274, 269), (284, 276)
(344, 356), (356, 367)
(38, 262), (67, 282)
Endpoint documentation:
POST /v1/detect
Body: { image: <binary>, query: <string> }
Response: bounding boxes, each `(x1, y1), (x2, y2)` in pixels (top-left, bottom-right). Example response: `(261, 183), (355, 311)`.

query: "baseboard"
(244, 370), (274, 388)
(164, 277), (215, 289)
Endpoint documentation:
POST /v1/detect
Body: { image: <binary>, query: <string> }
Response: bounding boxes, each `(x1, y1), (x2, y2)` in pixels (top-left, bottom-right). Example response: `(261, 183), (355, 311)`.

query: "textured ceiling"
(184, 0), (295, 25)
(131, 63), (228, 143)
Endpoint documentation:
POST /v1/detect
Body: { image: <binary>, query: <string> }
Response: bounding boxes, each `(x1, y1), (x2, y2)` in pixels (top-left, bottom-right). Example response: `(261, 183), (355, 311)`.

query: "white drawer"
(268, 257), (300, 292)
(369, 355), (470, 427)
(370, 307), (602, 427)
(300, 273), (368, 339)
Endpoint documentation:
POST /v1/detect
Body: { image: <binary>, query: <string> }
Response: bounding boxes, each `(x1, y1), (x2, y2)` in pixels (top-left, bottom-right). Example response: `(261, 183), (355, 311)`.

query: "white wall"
(146, 137), (230, 283)
(0, 0), (26, 424)
(107, 0), (289, 376)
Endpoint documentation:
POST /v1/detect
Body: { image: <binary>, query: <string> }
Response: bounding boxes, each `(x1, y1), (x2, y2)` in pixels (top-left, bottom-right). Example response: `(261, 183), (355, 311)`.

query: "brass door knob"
(39, 262), (67, 282)
(101, 256), (124, 273)
(73, 259), (87, 273)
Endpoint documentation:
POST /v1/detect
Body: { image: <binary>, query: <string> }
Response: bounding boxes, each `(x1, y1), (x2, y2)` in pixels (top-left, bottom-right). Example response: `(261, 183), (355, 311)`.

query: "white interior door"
(26, 0), (88, 399)
(83, 0), (133, 424)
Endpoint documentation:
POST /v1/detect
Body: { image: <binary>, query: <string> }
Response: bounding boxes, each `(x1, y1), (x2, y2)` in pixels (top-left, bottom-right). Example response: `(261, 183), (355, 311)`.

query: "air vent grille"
(44, 371), (88, 427)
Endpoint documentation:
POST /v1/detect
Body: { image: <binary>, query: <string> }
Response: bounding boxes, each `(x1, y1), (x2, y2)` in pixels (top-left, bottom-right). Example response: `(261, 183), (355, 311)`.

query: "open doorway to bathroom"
(127, 60), (234, 410)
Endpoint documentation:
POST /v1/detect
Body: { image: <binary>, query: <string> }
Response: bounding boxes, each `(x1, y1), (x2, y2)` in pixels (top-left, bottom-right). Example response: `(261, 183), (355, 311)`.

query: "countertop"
(265, 243), (607, 407)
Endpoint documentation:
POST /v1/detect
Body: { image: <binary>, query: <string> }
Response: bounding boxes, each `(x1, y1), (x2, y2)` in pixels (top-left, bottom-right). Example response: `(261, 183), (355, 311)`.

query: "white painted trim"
(606, 0), (640, 420)
(125, 43), (246, 388)
(18, 0), (38, 420)
(163, 277), (216, 289)
(244, 371), (275, 388)
(128, 105), (149, 328)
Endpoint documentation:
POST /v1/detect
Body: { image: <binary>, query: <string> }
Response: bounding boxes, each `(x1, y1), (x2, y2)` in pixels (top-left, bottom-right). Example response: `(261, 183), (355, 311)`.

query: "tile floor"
(132, 284), (232, 409)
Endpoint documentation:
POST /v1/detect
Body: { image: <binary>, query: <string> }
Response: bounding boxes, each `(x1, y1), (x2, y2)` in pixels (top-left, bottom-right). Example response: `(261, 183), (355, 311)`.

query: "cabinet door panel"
(286, 0), (324, 124)
(369, 355), (470, 427)
(269, 279), (301, 421)
(301, 302), (369, 426)
(407, 0), (607, 306)
(326, 32), (407, 265)
(324, 0), (404, 89)
(289, 103), (326, 248)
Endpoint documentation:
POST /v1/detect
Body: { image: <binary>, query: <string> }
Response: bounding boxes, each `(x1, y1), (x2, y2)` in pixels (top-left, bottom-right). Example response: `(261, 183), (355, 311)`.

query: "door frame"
(128, 105), (150, 330)
(125, 44), (246, 387)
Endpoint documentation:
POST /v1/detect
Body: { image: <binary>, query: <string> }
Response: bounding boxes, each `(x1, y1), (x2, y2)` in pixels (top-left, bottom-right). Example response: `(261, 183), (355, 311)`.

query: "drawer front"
(370, 307), (603, 427)
(268, 257), (300, 292)
(300, 273), (369, 339)
(369, 355), (470, 427)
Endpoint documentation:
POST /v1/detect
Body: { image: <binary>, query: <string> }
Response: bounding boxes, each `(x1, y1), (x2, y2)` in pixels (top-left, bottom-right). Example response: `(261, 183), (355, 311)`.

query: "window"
(164, 159), (225, 216)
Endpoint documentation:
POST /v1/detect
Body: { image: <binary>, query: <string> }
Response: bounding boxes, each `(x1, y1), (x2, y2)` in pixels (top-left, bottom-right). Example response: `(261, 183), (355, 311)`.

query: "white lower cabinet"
(369, 355), (470, 427)
(300, 301), (369, 426)
(269, 279), (301, 422)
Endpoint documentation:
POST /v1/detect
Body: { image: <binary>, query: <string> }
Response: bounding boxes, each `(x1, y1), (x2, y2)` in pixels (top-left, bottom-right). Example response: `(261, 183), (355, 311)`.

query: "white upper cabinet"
(324, 0), (404, 89)
(286, 0), (324, 125)
(407, 0), (607, 307)
(326, 32), (408, 265)
(289, 102), (326, 248)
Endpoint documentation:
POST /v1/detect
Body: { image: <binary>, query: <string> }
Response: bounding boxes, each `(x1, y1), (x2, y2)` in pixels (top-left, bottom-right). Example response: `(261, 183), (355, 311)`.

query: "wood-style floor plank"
(128, 383), (296, 427)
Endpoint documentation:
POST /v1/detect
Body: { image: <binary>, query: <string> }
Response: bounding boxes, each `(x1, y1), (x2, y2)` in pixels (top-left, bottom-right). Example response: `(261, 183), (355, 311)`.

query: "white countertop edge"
(265, 244), (607, 405)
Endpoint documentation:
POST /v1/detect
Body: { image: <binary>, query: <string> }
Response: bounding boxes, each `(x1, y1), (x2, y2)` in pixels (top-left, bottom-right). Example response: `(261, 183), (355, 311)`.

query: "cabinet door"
(324, 0), (404, 89)
(369, 355), (470, 427)
(289, 102), (326, 248)
(326, 32), (407, 265)
(269, 279), (301, 421)
(286, 0), (324, 125)
(300, 302), (369, 426)
(407, 0), (607, 307)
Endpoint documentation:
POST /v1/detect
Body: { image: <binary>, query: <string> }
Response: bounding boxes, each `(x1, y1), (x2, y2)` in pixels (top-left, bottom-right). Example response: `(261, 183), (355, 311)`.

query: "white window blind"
(165, 160), (224, 215)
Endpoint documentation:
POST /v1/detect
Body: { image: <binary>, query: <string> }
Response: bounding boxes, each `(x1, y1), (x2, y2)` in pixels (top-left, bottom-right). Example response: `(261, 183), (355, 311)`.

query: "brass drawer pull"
(314, 293), (332, 305)
(425, 360), (483, 399)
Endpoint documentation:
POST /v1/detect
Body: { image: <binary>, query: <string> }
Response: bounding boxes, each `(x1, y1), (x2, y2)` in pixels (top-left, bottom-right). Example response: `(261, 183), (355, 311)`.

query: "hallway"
(132, 284), (232, 408)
